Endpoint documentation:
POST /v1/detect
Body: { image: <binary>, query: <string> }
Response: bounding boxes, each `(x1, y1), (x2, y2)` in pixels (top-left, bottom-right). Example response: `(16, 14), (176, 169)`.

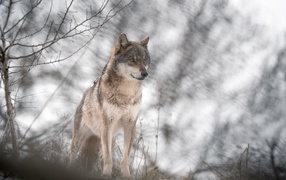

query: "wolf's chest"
(101, 79), (142, 121)
(104, 99), (141, 121)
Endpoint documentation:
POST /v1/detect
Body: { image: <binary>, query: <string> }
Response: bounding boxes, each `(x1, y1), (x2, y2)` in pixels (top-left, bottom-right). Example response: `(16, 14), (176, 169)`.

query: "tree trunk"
(1, 54), (18, 160)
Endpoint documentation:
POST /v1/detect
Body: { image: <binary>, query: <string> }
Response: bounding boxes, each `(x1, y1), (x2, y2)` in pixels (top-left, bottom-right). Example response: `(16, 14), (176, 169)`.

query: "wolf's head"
(111, 33), (150, 81)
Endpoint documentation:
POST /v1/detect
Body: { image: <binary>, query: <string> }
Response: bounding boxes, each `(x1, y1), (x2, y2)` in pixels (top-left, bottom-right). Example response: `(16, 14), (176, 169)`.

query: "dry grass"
(1, 128), (285, 180)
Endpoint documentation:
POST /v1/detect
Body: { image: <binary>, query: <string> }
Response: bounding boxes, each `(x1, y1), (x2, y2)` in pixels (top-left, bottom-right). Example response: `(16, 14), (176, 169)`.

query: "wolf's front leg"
(101, 126), (113, 176)
(121, 123), (136, 177)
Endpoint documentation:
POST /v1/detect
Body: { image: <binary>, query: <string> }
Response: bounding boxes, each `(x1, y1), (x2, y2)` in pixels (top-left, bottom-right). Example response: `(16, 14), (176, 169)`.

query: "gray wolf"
(69, 33), (150, 177)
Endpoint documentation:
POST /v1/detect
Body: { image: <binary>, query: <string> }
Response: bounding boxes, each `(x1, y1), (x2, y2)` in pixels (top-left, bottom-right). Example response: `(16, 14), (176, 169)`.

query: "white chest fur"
(105, 100), (141, 122)
(103, 100), (141, 136)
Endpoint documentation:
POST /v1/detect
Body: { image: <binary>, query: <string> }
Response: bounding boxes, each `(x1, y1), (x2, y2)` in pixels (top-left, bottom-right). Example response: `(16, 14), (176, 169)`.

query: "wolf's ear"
(140, 36), (149, 48)
(115, 33), (131, 54)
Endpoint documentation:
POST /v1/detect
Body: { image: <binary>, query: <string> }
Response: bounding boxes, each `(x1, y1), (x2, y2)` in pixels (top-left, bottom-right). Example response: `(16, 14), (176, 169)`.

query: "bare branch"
(11, 0), (53, 44)
(6, 0), (107, 50)
(6, 0), (134, 61)
(53, 0), (75, 41)
(4, 0), (43, 35)
(2, 0), (12, 32)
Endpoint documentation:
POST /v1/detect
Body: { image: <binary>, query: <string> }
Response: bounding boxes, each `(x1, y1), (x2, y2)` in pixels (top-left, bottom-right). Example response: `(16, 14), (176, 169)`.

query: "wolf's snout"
(141, 71), (148, 78)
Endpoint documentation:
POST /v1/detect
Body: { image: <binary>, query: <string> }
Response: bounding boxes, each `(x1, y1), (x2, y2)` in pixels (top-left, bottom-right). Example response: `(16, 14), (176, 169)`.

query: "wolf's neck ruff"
(101, 70), (142, 107)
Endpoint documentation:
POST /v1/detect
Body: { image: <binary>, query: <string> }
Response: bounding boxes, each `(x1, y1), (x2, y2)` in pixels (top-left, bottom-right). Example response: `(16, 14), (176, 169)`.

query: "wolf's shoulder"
(82, 78), (100, 99)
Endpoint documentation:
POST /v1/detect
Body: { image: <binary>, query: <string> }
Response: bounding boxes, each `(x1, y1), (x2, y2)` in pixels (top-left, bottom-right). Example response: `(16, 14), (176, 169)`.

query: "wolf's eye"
(128, 57), (136, 66)
(129, 58), (135, 62)
(129, 57), (136, 63)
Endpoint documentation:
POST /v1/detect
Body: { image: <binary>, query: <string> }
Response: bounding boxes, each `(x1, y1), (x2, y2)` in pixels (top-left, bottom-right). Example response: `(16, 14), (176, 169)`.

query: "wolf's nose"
(141, 71), (148, 77)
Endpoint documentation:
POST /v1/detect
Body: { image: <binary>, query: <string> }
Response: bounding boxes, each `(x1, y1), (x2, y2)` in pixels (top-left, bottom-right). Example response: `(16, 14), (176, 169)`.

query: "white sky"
(231, 0), (286, 36)
(222, 0), (286, 93)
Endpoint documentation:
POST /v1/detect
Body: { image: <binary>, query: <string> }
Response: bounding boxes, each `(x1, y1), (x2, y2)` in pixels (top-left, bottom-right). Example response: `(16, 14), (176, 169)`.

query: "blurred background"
(1, 0), (285, 179)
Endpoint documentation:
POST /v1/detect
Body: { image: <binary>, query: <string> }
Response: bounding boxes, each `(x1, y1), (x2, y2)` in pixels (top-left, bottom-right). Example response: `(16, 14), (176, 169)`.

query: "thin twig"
(204, 162), (227, 179)
(2, 0), (12, 32)
(11, 0), (53, 43)
(155, 80), (162, 164)
(4, 0), (43, 35)
(231, 146), (249, 178)
(5, 1), (115, 60)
